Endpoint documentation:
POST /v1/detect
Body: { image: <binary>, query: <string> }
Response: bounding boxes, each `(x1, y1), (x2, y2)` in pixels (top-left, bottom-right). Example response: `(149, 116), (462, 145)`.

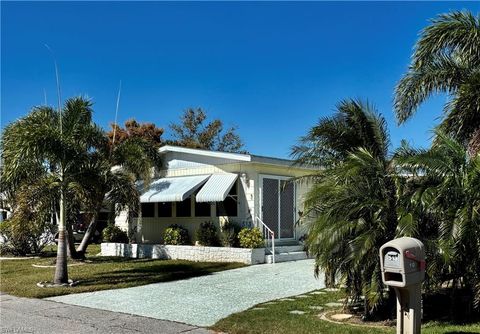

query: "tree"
(108, 119), (163, 147)
(1, 98), (105, 283)
(75, 120), (163, 255)
(293, 99), (399, 318)
(169, 107), (244, 153)
(394, 131), (480, 310)
(394, 11), (480, 155)
(1, 98), (163, 283)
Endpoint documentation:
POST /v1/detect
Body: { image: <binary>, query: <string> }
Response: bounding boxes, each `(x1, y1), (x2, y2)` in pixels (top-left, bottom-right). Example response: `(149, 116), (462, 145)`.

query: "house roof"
(158, 145), (298, 167)
(158, 145), (251, 162)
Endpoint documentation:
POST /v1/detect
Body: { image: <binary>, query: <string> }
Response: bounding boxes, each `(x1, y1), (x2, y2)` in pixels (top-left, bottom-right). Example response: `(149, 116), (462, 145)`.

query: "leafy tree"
(1, 98), (105, 283)
(107, 119), (163, 147)
(1, 97), (163, 284)
(169, 107), (244, 153)
(293, 99), (399, 318)
(75, 120), (163, 255)
(394, 131), (480, 310)
(394, 11), (480, 155)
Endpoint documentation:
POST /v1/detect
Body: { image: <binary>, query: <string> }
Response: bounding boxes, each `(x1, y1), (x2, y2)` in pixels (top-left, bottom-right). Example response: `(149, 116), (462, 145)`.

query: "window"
(176, 197), (192, 217)
(141, 203), (155, 217)
(216, 181), (238, 217)
(157, 202), (172, 217)
(195, 201), (211, 217)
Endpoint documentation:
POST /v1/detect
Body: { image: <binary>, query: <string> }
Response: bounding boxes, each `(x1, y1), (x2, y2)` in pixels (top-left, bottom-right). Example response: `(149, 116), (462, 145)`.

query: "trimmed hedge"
(102, 225), (129, 243)
(238, 227), (264, 249)
(163, 224), (189, 245)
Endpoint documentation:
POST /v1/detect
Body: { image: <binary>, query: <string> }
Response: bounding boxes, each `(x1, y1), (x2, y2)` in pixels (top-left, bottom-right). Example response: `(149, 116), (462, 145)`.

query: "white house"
(113, 145), (316, 263)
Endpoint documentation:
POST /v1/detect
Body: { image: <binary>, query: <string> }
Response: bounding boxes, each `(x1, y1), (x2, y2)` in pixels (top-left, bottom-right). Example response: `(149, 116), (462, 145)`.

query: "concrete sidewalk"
(0, 293), (212, 334)
(48, 259), (323, 327)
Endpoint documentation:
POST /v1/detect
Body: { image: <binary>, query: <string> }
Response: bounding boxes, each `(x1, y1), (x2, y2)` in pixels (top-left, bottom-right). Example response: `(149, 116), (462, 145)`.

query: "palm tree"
(394, 11), (480, 155)
(75, 128), (163, 256)
(394, 131), (480, 309)
(293, 99), (399, 318)
(1, 98), (105, 283)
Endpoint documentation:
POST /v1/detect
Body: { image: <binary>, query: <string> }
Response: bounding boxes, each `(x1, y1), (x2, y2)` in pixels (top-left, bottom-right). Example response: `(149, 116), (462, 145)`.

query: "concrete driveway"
(48, 259), (323, 327)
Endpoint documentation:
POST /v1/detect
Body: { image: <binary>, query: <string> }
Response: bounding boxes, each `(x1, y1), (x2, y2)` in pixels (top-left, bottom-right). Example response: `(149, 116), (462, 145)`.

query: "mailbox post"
(380, 237), (425, 334)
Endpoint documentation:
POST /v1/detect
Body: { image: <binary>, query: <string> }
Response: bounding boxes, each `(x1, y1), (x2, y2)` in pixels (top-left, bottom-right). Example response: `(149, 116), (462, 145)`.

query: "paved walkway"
(0, 293), (211, 334)
(48, 259), (323, 326)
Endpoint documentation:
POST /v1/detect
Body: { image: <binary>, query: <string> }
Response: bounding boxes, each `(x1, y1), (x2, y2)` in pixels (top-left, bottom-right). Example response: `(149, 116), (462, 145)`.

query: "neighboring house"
(115, 145), (316, 247)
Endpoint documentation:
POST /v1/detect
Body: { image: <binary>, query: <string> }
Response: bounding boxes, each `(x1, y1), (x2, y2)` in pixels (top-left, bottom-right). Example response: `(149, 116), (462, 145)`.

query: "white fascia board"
(158, 145), (251, 162)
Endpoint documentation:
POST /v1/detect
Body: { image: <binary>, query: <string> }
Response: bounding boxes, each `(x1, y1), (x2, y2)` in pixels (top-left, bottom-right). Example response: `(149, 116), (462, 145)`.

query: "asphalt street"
(0, 293), (212, 334)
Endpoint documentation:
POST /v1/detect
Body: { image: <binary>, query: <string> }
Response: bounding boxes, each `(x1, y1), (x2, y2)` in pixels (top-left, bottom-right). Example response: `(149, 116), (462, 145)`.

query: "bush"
(195, 221), (219, 246)
(163, 224), (189, 245)
(0, 214), (55, 256)
(238, 227), (264, 248)
(220, 221), (241, 247)
(102, 225), (129, 243)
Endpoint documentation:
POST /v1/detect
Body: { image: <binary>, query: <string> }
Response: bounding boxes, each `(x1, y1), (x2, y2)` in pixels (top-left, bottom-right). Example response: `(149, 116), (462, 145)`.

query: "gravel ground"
(48, 259), (323, 326)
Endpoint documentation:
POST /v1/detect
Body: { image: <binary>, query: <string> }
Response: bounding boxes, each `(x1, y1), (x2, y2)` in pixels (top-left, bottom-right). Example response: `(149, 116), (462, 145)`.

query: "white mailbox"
(380, 237), (425, 287)
(379, 237), (426, 334)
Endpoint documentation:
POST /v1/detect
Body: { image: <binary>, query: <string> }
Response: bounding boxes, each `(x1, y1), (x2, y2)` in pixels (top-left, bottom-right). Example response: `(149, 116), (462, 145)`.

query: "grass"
(0, 244), (244, 298)
(212, 289), (480, 334)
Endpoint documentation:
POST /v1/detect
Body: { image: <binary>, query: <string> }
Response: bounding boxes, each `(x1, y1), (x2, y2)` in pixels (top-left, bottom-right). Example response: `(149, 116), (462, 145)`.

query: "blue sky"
(2, 2), (479, 158)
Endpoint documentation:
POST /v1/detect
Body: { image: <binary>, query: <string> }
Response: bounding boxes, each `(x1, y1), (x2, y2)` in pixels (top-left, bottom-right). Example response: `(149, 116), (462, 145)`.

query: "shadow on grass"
(77, 257), (241, 288)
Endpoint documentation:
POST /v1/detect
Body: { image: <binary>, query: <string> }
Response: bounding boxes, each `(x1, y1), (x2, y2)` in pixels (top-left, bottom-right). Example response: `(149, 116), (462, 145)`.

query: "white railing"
(255, 216), (275, 264)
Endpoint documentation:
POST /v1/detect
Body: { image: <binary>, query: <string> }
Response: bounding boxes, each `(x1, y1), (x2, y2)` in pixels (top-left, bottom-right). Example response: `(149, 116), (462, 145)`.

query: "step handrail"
(255, 216), (275, 264)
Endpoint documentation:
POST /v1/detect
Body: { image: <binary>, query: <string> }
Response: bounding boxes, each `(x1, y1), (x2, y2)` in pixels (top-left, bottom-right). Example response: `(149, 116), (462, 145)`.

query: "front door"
(261, 177), (295, 239)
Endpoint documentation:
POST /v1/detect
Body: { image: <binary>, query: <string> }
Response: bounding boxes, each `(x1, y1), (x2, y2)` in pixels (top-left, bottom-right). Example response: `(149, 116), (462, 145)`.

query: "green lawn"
(212, 289), (480, 334)
(0, 244), (244, 298)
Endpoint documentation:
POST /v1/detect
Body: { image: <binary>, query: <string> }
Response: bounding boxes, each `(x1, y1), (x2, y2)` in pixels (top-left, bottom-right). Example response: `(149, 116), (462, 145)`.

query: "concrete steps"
(265, 243), (309, 263)
(265, 251), (308, 264)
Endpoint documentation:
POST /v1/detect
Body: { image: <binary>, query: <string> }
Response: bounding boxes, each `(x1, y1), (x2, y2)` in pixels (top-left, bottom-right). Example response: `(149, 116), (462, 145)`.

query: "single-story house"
(114, 145), (316, 261)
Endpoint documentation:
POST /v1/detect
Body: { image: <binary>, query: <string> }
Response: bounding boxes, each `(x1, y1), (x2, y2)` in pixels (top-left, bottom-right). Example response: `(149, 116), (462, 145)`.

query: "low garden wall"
(101, 243), (265, 265)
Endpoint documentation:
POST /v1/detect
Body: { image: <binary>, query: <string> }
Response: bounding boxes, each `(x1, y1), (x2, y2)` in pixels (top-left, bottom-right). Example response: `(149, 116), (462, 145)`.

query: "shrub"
(0, 214), (55, 256)
(195, 221), (219, 246)
(238, 227), (264, 249)
(220, 221), (241, 247)
(102, 225), (129, 243)
(163, 224), (189, 245)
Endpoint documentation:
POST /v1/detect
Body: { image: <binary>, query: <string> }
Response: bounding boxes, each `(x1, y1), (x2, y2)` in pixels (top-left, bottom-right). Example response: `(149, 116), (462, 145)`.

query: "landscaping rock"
(330, 313), (353, 321)
(289, 310), (306, 315)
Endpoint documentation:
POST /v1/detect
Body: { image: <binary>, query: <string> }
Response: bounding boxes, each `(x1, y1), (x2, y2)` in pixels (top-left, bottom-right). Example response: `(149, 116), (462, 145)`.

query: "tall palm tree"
(293, 99), (399, 318)
(394, 11), (480, 155)
(1, 98), (105, 283)
(394, 131), (480, 309)
(75, 131), (163, 256)
(2, 98), (163, 268)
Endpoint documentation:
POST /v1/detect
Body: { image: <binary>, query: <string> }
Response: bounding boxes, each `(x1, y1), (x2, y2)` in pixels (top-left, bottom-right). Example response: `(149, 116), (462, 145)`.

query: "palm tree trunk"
(54, 189), (68, 284)
(66, 221), (83, 260)
(76, 212), (98, 255)
(76, 199), (104, 256)
(468, 128), (480, 157)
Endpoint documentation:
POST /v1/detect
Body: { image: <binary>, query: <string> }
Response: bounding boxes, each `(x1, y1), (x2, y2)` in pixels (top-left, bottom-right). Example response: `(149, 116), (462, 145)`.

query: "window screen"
(176, 197), (192, 217)
(216, 181), (238, 217)
(195, 202), (211, 217)
(141, 203), (155, 217)
(157, 202), (172, 217)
